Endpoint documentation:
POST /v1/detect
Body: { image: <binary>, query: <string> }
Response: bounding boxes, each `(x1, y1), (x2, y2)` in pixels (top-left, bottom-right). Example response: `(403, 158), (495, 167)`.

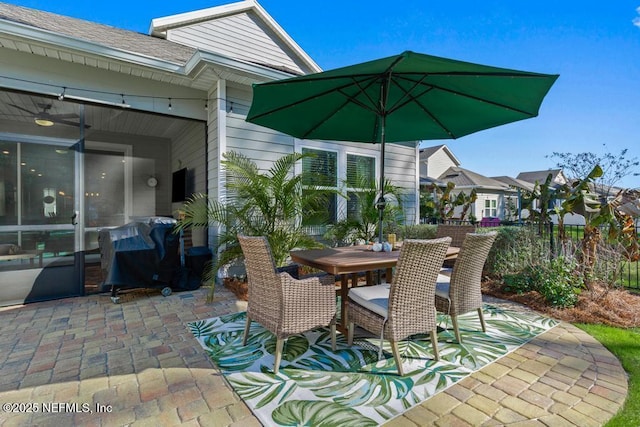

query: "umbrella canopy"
(246, 50), (558, 240)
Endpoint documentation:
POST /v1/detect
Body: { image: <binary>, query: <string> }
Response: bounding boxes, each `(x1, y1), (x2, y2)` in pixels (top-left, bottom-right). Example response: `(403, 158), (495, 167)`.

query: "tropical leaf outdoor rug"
(188, 305), (557, 426)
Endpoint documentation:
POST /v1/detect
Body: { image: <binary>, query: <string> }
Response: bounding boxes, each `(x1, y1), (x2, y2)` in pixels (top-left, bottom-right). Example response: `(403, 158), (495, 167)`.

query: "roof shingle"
(0, 2), (196, 64)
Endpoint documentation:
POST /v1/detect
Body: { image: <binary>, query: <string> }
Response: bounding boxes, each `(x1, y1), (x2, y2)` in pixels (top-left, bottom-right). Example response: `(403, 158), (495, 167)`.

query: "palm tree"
(324, 177), (404, 245)
(175, 151), (333, 299)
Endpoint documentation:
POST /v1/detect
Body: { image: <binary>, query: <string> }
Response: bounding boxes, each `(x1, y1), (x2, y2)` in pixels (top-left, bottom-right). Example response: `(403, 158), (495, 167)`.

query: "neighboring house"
(516, 169), (568, 189)
(0, 0), (420, 306)
(419, 144), (460, 179)
(437, 166), (522, 222)
(419, 145), (530, 222)
(515, 169), (587, 225)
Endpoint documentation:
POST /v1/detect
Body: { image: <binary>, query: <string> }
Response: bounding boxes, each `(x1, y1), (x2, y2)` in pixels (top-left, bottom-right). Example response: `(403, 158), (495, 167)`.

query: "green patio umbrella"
(246, 50), (558, 242)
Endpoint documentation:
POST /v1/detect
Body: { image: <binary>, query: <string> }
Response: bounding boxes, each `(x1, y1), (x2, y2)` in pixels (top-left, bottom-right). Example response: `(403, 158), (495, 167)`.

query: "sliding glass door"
(0, 135), (81, 305)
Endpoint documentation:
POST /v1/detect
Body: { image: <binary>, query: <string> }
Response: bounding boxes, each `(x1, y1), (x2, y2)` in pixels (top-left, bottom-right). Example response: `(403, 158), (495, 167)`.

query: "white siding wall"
(383, 143), (419, 224)
(211, 84), (419, 225)
(165, 12), (311, 74)
(421, 148), (457, 179)
(170, 121), (207, 212)
(224, 85), (293, 168)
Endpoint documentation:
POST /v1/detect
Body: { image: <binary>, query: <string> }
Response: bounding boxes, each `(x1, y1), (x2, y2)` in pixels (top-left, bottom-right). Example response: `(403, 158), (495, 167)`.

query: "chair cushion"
(435, 273), (451, 299)
(0, 244), (20, 255)
(348, 284), (390, 318)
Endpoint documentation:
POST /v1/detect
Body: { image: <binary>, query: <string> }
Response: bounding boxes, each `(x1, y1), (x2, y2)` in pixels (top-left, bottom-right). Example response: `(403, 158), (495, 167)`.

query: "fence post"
(549, 221), (555, 258)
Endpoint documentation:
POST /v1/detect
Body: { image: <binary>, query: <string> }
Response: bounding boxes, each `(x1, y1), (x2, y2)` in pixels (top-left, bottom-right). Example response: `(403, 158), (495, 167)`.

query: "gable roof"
(516, 169), (566, 187)
(419, 144), (461, 165)
(491, 176), (536, 192)
(149, 0), (321, 74)
(438, 166), (511, 191)
(0, 1), (305, 91)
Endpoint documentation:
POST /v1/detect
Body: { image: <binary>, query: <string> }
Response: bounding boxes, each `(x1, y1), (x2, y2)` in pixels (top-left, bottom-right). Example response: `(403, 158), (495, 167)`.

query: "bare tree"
(547, 145), (639, 198)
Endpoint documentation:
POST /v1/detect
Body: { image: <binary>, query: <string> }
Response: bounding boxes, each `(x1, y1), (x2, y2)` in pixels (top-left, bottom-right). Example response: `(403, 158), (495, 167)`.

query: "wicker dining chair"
(238, 235), (337, 375)
(346, 237), (452, 376)
(435, 224), (476, 268)
(435, 232), (498, 343)
(435, 224), (476, 248)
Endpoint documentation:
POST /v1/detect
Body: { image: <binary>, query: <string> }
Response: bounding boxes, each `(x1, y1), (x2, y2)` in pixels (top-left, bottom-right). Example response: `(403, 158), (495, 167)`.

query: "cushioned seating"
(435, 273), (452, 299)
(348, 284), (390, 318)
(346, 237), (451, 376)
(238, 235), (337, 375)
(0, 244), (20, 256)
(435, 232), (498, 343)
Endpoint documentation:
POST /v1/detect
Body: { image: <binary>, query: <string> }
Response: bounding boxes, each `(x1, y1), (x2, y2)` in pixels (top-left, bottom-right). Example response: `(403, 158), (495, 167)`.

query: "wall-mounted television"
(171, 168), (188, 203)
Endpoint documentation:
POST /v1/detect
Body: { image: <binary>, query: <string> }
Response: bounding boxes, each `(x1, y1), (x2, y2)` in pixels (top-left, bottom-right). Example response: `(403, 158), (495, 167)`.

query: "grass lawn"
(575, 324), (640, 426)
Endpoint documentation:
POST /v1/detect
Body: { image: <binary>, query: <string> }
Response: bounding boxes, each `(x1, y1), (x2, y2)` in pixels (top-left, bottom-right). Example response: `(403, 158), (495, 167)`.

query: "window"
(301, 148), (337, 224)
(346, 154), (376, 220)
(484, 199), (497, 218)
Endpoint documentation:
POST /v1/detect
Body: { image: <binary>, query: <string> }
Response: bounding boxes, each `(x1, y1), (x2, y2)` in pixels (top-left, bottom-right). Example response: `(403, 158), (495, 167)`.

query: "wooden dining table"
(290, 245), (460, 333)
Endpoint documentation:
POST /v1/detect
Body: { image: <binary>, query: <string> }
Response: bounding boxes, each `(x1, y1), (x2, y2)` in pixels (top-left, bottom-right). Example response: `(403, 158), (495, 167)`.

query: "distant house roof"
(491, 176), (536, 192)
(438, 166), (512, 191)
(419, 144), (461, 165)
(419, 177), (448, 187)
(516, 169), (566, 187)
(0, 3), (196, 65)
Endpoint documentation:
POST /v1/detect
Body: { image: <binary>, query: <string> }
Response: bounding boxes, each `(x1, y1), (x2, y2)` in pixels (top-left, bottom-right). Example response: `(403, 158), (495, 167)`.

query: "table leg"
(386, 267), (393, 283)
(366, 271), (373, 285)
(339, 275), (349, 334)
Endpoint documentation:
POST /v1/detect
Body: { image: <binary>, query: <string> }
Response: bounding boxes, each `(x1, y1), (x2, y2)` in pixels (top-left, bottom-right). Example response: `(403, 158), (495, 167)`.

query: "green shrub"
(499, 253), (582, 308)
(485, 226), (549, 277)
(399, 224), (437, 240)
(501, 271), (535, 294)
(535, 257), (582, 308)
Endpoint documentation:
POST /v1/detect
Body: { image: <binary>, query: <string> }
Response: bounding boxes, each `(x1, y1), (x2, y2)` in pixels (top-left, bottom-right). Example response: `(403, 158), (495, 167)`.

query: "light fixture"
(35, 117), (55, 127)
(168, 98), (172, 111)
(58, 87), (66, 101)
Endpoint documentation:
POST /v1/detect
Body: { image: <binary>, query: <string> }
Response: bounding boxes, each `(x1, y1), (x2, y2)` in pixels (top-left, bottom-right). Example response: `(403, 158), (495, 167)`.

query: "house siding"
(422, 148), (457, 179)
(224, 85), (293, 168)
(382, 143), (419, 223)
(170, 121), (207, 213)
(214, 85), (419, 224)
(165, 12), (310, 74)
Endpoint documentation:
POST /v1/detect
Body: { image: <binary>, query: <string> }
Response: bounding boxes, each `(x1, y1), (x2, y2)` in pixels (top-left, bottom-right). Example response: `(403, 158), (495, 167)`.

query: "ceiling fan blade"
(51, 113), (79, 119)
(8, 103), (37, 115)
(53, 117), (91, 129)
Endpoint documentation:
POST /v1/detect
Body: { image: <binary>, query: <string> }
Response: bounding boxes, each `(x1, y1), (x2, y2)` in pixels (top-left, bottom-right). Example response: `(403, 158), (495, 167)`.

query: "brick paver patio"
(0, 285), (627, 426)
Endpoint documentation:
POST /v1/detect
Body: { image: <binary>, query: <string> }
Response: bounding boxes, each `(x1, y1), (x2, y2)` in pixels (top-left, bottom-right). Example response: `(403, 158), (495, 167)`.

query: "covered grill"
(98, 217), (184, 303)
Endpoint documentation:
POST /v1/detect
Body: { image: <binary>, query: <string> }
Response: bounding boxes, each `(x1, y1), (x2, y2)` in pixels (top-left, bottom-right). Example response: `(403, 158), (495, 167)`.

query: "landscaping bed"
(482, 279), (640, 328)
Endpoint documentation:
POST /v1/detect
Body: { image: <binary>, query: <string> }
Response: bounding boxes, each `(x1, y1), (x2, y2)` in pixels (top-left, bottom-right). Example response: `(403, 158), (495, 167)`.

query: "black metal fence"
(419, 219), (640, 290)
(553, 223), (640, 290)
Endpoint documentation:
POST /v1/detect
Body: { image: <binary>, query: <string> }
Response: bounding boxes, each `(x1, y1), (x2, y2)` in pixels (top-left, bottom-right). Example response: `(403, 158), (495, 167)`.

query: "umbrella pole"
(377, 115), (386, 244)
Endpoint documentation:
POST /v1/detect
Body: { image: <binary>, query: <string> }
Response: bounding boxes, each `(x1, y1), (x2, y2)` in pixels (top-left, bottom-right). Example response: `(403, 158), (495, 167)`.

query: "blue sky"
(8, 1), (640, 188)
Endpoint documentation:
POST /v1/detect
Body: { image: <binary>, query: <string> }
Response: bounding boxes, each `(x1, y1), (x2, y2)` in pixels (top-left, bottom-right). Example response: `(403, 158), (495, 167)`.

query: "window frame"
(295, 141), (380, 223)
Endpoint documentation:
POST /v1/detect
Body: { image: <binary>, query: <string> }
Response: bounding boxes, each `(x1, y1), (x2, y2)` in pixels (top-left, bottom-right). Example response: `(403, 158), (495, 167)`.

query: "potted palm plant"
(175, 150), (333, 301)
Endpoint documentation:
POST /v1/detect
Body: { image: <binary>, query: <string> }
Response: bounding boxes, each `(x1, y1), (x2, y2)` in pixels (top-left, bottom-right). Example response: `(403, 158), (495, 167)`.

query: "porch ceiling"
(0, 91), (197, 141)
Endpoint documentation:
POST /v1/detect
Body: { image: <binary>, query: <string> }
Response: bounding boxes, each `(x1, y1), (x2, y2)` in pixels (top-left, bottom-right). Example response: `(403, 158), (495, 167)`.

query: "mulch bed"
(224, 274), (640, 329)
(482, 279), (640, 328)
(224, 278), (248, 301)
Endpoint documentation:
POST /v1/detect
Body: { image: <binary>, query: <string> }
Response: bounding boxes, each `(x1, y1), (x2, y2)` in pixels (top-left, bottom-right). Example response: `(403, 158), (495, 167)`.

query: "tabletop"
(290, 245), (460, 276)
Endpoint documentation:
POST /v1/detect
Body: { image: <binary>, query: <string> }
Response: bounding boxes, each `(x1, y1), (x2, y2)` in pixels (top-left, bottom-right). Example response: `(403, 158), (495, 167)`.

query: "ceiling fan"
(8, 103), (89, 128)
